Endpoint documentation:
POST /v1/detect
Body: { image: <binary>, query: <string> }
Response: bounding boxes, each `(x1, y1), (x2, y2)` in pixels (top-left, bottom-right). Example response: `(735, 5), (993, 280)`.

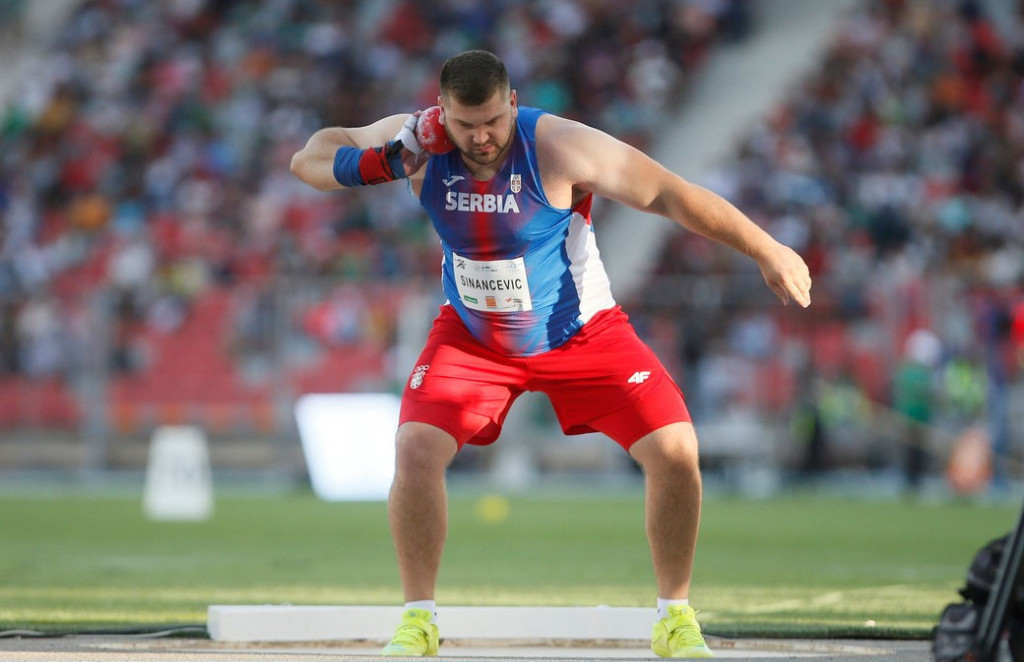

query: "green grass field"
(0, 488), (1016, 639)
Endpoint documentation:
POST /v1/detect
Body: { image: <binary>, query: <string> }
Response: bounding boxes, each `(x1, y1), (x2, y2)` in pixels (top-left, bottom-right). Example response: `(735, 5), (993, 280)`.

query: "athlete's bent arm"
(290, 114), (421, 192)
(543, 117), (812, 308)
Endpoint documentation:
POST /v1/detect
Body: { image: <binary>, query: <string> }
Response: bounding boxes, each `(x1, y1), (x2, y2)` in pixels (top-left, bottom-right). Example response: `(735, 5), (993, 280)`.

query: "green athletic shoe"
(652, 605), (713, 658)
(381, 608), (439, 657)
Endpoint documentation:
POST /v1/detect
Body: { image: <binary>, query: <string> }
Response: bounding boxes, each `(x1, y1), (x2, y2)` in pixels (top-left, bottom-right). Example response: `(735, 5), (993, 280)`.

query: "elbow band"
(333, 142), (406, 187)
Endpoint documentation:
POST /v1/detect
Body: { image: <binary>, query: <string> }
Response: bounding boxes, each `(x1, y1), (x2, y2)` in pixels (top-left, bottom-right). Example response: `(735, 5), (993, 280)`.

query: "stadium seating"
(0, 0), (751, 445)
(2, 0), (1021, 479)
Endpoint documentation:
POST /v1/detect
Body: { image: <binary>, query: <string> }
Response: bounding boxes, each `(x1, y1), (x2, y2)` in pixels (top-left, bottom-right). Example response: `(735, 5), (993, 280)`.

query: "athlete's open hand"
(757, 242), (812, 308)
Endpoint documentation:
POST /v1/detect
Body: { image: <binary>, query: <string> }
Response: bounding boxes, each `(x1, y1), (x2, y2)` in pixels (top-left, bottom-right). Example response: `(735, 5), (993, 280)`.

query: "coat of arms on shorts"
(410, 364), (429, 389)
(510, 173), (521, 193)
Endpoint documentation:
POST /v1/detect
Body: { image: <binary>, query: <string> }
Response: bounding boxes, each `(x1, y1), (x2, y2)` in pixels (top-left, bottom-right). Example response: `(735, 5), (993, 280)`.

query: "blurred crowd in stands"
(640, 0), (1024, 486)
(0, 0), (750, 437)
(1, 0), (1022, 484)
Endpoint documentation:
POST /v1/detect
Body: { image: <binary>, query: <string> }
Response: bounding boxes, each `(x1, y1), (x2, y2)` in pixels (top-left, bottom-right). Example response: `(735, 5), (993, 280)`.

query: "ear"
(510, 89), (518, 117)
(436, 95), (445, 125)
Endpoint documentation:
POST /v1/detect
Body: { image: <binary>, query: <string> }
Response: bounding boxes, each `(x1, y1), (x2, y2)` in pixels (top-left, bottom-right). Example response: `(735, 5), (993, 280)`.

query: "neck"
(462, 154), (506, 182)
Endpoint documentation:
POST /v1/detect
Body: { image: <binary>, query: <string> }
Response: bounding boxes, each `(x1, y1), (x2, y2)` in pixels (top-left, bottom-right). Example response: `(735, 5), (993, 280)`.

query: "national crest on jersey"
(418, 106), (615, 356)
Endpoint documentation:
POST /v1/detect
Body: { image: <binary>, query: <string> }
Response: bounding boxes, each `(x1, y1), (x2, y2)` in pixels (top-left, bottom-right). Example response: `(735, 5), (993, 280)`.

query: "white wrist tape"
(394, 114), (422, 155)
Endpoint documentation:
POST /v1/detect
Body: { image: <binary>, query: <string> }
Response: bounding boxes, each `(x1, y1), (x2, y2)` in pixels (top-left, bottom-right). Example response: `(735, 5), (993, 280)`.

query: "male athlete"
(291, 50), (812, 658)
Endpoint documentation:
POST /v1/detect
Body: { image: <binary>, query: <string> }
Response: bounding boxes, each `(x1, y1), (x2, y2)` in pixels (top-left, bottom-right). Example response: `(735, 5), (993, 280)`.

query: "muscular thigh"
(399, 306), (527, 448)
(531, 307), (691, 450)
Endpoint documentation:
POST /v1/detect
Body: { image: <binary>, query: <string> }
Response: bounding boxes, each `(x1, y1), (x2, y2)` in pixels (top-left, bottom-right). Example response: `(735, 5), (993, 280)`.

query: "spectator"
(892, 329), (941, 494)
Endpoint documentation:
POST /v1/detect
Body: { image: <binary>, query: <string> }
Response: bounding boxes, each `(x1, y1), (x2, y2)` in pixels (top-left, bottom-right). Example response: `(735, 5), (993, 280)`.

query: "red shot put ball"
(415, 106), (456, 154)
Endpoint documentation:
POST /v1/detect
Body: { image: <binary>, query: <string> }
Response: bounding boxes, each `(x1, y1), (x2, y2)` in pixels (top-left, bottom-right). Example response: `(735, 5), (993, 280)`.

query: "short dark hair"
(439, 50), (510, 106)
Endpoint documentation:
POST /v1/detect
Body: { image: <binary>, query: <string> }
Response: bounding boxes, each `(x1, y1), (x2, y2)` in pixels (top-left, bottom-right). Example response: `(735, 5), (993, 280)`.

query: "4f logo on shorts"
(410, 364), (430, 389)
(627, 370), (651, 384)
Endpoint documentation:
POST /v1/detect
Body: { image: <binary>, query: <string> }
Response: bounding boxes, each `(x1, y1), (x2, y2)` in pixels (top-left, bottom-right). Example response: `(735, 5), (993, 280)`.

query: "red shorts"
(399, 305), (690, 451)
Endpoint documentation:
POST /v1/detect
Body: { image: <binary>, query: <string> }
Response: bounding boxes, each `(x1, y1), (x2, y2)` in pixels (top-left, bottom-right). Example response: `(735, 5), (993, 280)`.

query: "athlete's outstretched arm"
(290, 114), (426, 191)
(544, 118), (812, 308)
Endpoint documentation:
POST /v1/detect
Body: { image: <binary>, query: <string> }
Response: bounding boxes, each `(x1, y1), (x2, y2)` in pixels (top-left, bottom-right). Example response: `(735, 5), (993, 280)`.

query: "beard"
(457, 122), (516, 166)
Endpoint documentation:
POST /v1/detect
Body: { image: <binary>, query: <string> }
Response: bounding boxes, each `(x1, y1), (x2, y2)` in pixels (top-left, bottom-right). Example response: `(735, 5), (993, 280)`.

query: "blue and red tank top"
(418, 106), (615, 356)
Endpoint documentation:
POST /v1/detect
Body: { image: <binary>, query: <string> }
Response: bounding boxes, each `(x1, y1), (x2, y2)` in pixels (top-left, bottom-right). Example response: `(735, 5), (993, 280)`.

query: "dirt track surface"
(0, 636), (933, 661)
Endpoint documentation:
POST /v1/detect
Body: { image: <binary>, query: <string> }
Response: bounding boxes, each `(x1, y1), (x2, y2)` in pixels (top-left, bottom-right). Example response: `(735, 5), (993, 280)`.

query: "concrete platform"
(207, 605), (656, 642)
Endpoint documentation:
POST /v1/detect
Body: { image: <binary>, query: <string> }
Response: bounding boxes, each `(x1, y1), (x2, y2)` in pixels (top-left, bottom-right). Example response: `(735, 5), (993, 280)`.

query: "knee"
(394, 422), (458, 476)
(630, 423), (701, 476)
